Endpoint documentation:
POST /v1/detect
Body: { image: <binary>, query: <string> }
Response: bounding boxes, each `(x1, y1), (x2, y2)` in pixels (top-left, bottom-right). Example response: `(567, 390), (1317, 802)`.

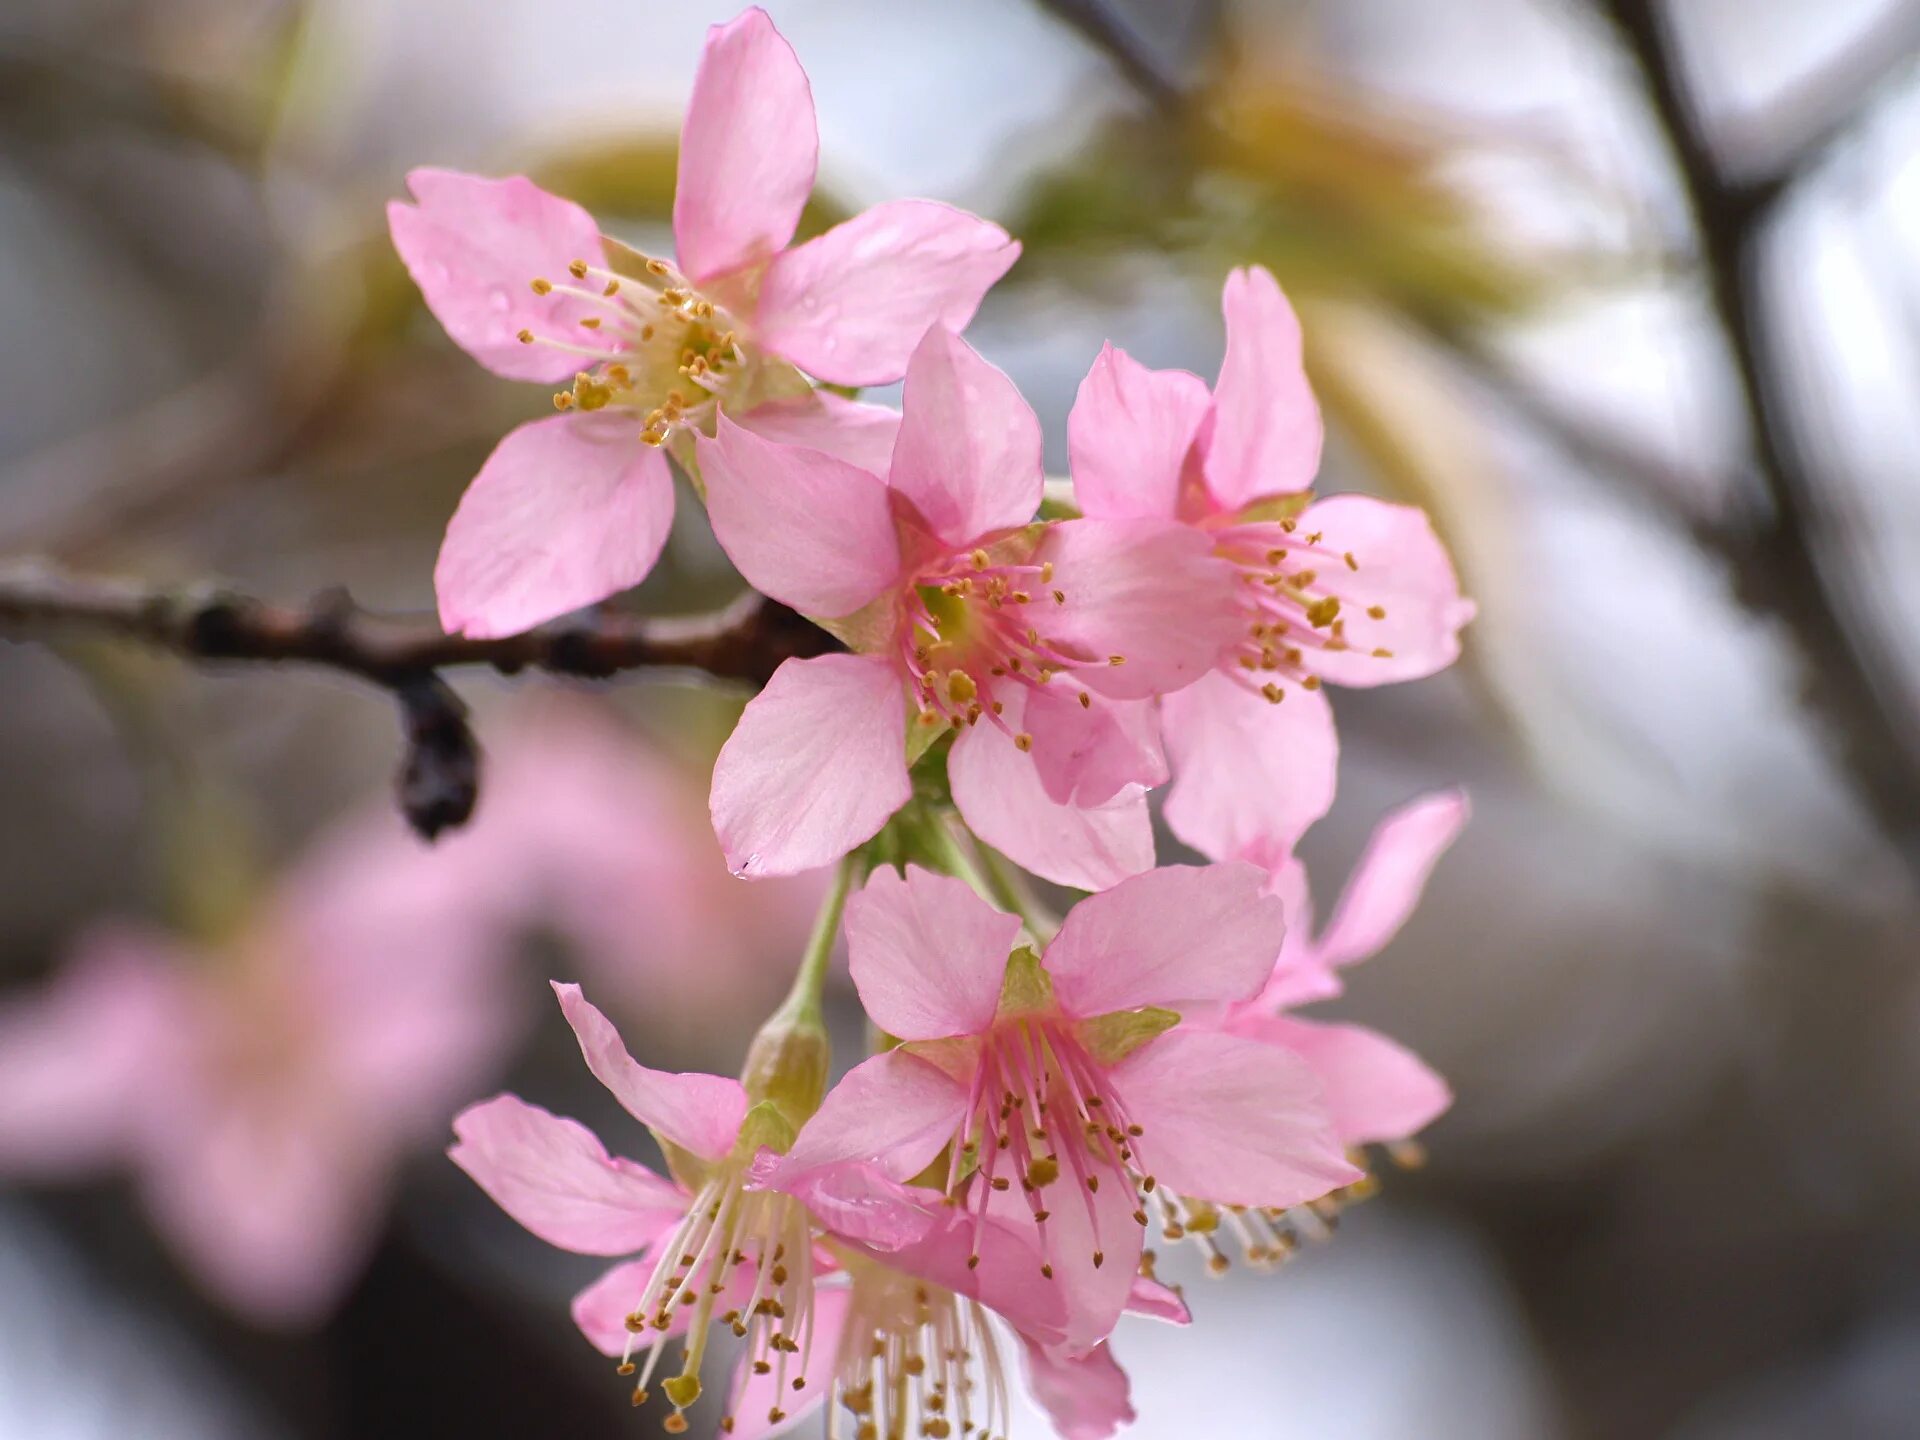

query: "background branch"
(1600, 0), (1920, 871)
(0, 562), (835, 838)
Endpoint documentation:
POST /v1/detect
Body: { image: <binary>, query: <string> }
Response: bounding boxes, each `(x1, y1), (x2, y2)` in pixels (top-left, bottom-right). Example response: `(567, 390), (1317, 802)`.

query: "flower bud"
(739, 1003), (829, 1132)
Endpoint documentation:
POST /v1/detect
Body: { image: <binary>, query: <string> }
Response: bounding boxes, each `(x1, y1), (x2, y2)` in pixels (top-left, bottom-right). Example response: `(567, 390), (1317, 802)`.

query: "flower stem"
(778, 850), (858, 1027)
(974, 836), (1060, 942)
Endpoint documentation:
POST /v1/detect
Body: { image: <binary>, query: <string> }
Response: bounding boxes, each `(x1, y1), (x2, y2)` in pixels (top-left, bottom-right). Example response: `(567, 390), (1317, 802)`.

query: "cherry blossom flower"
(452, 982), (820, 1434)
(760, 864), (1362, 1355)
(0, 811), (520, 1326)
(388, 6), (1019, 639)
(454, 983), (1085, 1439)
(1067, 265), (1475, 864)
(700, 326), (1243, 889)
(1220, 789), (1468, 1155)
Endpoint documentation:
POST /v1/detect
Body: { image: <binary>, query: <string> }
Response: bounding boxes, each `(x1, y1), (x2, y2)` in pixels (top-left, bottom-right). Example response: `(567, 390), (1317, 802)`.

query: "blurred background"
(3, 0), (1919, 1435)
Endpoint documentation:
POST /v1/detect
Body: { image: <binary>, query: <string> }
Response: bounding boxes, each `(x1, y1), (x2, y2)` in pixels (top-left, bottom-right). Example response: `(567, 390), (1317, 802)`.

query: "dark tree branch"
(0, 562), (837, 838)
(1600, 0), (1920, 872)
(1035, 0), (1190, 107)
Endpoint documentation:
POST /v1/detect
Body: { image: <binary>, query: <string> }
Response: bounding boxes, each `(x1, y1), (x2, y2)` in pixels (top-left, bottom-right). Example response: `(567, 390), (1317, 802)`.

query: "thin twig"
(0, 562), (836, 838)
(1600, 0), (1920, 871)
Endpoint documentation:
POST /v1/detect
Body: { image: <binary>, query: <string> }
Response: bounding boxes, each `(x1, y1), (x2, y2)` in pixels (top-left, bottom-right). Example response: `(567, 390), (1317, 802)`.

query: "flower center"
(899, 551), (1123, 748)
(1210, 514), (1393, 705)
(515, 251), (755, 445)
(615, 1163), (815, 1432)
(824, 1261), (1010, 1440)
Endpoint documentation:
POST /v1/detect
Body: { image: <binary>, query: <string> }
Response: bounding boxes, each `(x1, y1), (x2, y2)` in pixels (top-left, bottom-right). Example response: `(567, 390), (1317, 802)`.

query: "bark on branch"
(0, 561), (836, 838)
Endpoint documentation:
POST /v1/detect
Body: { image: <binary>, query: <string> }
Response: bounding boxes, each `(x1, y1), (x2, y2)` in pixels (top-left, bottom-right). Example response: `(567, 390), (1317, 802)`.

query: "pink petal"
(732, 392), (902, 476)
(1109, 1028), (1362, 1209)
(776, 1048), (971, 1180)
(1126, 1276), (1190, 1326)
(756, 200), (1020, 386)
(552, 982), (747, 1162)
(710, 654), (911, 878)
(1020, 1339), (1136, 1440)
(1067, 344), (1211, 521)
(448, 1094), (685, 1256)
(1161, 669), (1337, 865)
(1025, 689), (1166, 808)
(768, 1160), (945, 1253)
(1232, 1015), (1451, 1145)
(435, 413), (675, 639)
(1288, 495), (1475, 687)
(1314, 788), (1468, 969)
(877, 1196), (1068, 1344)
(672, 7), (817, 284)
(573, 1257), (663, 1356)
(1254, 859), (1347, 1010)
(387, 168), (609, 383)
(723, 1282), (848, 1439)
(846, 867), (1022, 1041)
(700, 413), (900, 618)
(0, 927), (185, 1177)
(1038, 519), (1241, 700)
(948, 709), (1155, 892)
(1043, 862), (1283, 1017)
(1201, 264), (1323, 510)
(987, 1155), (1141, 1353)
(887, 327), (1043, 549)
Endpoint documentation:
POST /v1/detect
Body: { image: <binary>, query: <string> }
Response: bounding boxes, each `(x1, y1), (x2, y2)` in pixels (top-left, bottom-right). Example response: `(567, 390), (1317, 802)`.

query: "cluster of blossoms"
(393, 9), (1473, 1436)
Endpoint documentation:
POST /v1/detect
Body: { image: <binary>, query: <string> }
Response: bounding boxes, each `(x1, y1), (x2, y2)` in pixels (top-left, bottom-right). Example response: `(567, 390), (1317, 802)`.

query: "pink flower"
(0, 812), (519, 1327)
(451, 982), (815, 1433)
(1221, 790), (1468, 1151)
(762, 863), (1362, 1353)
(700, 325), (1243, 888)
(454, 982), (1084, 1438)
(388, 7), (1019, 639)
(749, 1154), (1186, 1440)
(1068, 266), (1476, 864)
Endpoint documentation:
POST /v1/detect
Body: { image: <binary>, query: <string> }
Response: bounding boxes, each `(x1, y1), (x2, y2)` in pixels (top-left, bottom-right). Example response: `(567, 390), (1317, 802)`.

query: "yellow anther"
(568, 259), (589, 279)
(553, 393), (575, 411)
(530, 277), (553, 295)
(580, 316), (602, 329)
(1372, 647), (1394, 659)
(1026, 1156), (1060, 1187)
(1367, 605), (1387, 620)
(1303, 675), (1323, 690)
(1107, 654), (1126, 666)
(1306, 596), (1341, 628)
(1262, 683), (1284, 704)
(1014, 733), (1033, 752)
(1077, 691), (1092, 709)
(515, 328), (534, 344)
(1344, 550), (1359, 570)
(971, 549), (990, 570)
(647, 258), (671, 276)
(603, 279), (620, 296)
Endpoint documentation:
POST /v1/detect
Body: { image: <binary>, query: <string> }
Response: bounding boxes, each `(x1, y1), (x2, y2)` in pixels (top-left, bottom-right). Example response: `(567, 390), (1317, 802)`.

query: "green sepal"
(1233, 489), (1316, 527)
(1076, 1006), (1181, 1065)
(732, 1099), (798, 1160)
(997, 945), (1055, 1017)
(900, 1035), (983, 1086)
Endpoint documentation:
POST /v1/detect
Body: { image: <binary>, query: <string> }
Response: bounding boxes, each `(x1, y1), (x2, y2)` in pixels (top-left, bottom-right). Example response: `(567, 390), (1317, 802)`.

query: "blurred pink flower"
(701, 326), (1243, 888)
(1068, 265), (1475, 865)
(448, 697), (823, 1027)
(1221, 790), (1469, 1148)
(763, 863), (1360, 1353)
(0, 810), (521, 1327)
(387, 6), (1019, 639)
